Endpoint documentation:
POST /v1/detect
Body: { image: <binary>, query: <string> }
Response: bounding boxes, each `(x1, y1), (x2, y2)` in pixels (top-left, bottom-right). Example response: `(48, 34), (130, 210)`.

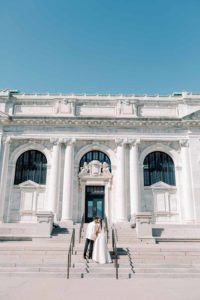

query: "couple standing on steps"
(83, 216), (112, 264)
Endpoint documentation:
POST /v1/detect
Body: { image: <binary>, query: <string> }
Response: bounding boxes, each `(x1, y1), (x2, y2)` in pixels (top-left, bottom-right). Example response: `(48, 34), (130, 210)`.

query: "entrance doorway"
(85, 186), (105, 223)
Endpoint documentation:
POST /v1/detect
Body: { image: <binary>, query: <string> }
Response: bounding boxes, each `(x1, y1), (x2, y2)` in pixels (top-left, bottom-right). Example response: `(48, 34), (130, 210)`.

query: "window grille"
(14, 150), (47, 185)
(79, 150), (111, 171)
(143, 151), (175, 186)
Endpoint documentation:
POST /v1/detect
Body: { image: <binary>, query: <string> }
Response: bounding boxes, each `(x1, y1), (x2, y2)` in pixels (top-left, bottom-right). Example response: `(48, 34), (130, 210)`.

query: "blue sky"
(0, 0), (200, 94)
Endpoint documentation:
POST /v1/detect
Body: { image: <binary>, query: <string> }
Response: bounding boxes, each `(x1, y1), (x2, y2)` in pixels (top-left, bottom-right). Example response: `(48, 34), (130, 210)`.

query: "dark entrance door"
(85, 186), (105, 223)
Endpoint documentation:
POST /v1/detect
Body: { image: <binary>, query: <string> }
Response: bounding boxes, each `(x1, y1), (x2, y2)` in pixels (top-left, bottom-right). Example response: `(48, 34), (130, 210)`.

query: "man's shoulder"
(87, 221), (95, 227)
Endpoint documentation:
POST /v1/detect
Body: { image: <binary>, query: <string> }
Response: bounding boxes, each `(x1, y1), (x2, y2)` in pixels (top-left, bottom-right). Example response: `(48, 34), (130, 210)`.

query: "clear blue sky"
(0, 0), (200, 94)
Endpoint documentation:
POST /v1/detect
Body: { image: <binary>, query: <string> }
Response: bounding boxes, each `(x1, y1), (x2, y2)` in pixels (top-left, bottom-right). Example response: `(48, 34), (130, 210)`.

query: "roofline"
(1, 89), (200, 98)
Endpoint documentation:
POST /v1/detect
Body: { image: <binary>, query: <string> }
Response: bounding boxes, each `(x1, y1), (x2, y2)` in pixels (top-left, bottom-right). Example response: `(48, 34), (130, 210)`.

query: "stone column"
(48, 138), (61, 215)
(0, 134), (3, 178)
(0, 137), (11, 222)
(129, 139), (140, 218)
(61, 139), (75, 221)
(115, 139), (126, 221)
(180, 140), (194, 223)
(79, 181), (86, 222)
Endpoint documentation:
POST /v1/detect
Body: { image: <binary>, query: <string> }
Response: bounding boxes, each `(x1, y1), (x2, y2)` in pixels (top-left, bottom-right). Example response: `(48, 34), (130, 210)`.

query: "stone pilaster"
(61, 138), (75, 221)
(0, 137), (11, 222)
(129, 139), (140, 218)
(115, 139), (126, 221)
(180, 140), (194, 223)
(48, 138), (61, 216)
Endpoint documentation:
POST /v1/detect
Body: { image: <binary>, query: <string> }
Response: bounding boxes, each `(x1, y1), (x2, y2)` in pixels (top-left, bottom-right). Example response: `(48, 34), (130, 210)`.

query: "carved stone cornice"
(2, 116), (183, 128)
(1, 116), (200, 128)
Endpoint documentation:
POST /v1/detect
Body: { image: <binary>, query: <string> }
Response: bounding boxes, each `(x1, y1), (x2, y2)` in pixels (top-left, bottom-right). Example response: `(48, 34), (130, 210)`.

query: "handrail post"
(79, 214), (85, 243)
(67, 228), (75, 279)
(67, 252), (70, 279)
(112, 227), (118, 280)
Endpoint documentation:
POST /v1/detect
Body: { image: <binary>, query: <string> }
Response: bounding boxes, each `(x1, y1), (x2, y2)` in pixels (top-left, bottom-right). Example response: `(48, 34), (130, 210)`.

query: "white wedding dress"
(92, 227), (112, 264)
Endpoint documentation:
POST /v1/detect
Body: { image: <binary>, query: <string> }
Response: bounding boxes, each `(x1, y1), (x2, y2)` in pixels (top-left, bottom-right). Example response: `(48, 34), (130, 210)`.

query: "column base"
(60, 220), (74, 227)
(115, 219), (128, 223)
(183, 219), (195, 224)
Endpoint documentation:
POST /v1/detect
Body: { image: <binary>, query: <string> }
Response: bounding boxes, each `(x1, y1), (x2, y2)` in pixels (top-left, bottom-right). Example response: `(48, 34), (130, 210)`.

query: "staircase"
(68, 223), (133, 279)
(0, 222), (200, 279)
(114, 222), (200, 278)
(0, 223), (75, 278)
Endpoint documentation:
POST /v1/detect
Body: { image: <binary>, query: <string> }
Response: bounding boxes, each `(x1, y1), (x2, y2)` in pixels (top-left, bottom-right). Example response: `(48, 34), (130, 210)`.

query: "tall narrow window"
(14, 150), (47, 185)
(79, 150), (111, 171)
(143, 151), (175, 186)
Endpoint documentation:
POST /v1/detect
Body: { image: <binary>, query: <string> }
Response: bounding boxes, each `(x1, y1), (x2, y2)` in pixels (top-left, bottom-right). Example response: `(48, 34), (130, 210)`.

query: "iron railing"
(67, 228), (75, 279)
(79, 214), (85, 243)
(112, 227), (118, 279)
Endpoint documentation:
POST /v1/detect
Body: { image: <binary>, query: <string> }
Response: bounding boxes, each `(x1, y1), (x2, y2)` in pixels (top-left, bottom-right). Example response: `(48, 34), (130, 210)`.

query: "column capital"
(115, 138), (125, 146)
(50, 137), (61, 145)
(2, 136), (11, 145)
(127, 138), (140, 147)
(62, 138), (76, 146)
(179, 139), (189, 148)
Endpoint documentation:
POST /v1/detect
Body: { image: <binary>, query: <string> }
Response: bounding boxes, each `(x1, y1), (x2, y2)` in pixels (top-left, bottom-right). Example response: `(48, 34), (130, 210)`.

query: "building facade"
(0, 89), (200, 225)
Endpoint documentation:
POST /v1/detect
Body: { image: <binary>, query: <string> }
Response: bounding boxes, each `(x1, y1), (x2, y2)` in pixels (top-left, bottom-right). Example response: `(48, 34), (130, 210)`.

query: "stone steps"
(0, 222), (200, 279)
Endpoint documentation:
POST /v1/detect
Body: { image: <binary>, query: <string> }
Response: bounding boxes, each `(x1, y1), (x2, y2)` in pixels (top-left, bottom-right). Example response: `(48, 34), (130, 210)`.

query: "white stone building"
(0, 89), (200, 228)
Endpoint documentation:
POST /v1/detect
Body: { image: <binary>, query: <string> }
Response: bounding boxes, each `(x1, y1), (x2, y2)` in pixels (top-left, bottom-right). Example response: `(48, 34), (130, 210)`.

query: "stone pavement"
(0, 278), (200, 300)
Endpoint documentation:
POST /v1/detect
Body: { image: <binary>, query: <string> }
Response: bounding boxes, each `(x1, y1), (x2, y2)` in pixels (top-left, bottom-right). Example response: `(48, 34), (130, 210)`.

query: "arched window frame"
(14, 150), (47, 185)
(143, 151), (176, 186)
(79, 150), (111, 172)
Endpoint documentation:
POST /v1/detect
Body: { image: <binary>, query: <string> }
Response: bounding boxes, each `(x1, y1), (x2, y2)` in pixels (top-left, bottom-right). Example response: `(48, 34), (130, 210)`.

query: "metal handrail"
(67, 228), (75, 279)
(112, 227), (118, 280)
(79, 214), (85, 243)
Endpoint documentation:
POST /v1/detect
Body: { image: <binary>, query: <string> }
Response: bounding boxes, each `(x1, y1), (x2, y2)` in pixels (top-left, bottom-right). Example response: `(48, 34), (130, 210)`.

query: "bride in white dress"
(92, 220), (112, 264)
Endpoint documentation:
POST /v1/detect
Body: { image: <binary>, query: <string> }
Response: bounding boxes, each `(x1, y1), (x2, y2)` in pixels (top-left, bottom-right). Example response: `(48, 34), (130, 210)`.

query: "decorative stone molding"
(62, 137), (76, 145)
(116, 100), (121, 115)
(102, 162), (111, 175)
(50, 137), (60, 145)
(36, 211), (54, 237)
(127, 138), (140, 147)
(115, 138), (124, 146)
(9, 140), (51, 166)
(179, 139), (189, 148)
(150, 181), (177, 190)
(136, 212), (153, 224)
(79, 160), (111, 178)
(0, 111), (10, 120)
(5, 117), (188, 129)
(36, 211), (54, 224)
(89, 160), (102, 176)
(183, 109), (200, 120)
(135, 212), (155, 244)
(2, 136), (11, 145)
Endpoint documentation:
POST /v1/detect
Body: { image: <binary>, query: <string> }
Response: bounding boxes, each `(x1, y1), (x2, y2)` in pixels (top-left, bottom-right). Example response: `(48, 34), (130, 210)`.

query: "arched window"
(143, 151), (175, 186)
(79, 150), (111, 171)
(14, 150), (47, 185)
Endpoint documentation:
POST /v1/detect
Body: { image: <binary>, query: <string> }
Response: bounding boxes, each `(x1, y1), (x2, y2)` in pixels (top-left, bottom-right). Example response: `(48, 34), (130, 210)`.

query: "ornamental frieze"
(1, 115), (200, 128)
